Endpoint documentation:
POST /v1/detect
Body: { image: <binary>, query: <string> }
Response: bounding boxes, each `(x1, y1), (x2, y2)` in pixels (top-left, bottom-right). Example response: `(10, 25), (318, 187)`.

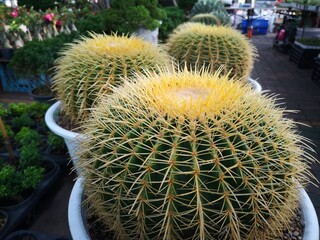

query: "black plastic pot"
(5, 229), (69, 240)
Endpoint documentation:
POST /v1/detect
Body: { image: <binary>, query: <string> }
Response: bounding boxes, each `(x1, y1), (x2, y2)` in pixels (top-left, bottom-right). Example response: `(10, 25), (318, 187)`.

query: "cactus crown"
(165, 22), (257, 81)
(52, 32), (169, 125)
(78, 68), (315, 240)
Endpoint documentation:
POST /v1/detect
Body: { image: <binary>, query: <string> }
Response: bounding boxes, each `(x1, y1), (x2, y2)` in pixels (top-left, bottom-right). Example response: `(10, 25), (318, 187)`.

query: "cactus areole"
(78, 69), (314, 240)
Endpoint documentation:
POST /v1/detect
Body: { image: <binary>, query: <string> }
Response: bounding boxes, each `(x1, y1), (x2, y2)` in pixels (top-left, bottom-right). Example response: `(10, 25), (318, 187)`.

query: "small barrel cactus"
(165, 22), (257, 80)
(78, 68), (315, 240)
(190, 12), (231, 26)
(52, 32), (170, 124)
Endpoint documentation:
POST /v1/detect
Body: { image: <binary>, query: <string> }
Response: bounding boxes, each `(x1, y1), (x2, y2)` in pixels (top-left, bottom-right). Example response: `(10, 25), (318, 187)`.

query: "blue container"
(242, 19), (269, 35)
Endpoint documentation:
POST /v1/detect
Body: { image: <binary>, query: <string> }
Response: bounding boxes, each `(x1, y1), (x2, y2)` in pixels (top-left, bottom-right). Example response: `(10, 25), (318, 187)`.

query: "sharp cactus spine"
(165, 23), (257, 80)
(78, 69), (315, 240)
(52, 32), (169, 124)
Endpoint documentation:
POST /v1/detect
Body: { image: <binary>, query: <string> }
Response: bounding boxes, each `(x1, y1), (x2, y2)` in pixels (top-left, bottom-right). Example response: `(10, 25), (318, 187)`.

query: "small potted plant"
(69, 68), (318, 239)
(102, 0), (166, 44)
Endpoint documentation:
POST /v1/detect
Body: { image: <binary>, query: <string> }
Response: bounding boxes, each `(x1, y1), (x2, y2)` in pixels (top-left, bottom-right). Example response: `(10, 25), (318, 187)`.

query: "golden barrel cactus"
(52, 33), (170, 124)
(78, 68), (315, 240)
(165, 23), (257, 80)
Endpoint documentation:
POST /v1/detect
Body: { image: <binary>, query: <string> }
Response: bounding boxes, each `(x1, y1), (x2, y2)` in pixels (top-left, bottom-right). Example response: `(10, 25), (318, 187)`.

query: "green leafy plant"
(15, 127), (40, 147)
(165, 22), (257, 80)
(19, 143), (41, 169)
(27, 102), (51, 121)
(106, 0), (166, 32)
(7, 103), (28, 117)
(158, 7), (187, 42)
(0, 164), (44, 200)
(78, 68), (316, 240)
(8, 32), (79, 94)
(11, 113), (35, 131)
(52, 32), (170, 125)
(21, 166), (45, 189)
(48, 132), (66, 153)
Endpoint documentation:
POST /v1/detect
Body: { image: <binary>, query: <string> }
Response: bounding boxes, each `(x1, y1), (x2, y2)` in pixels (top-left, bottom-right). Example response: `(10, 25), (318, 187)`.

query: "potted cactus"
(45, 33), (170, 173)
(165, 22), (261, 90)
(69, 68), (318, 239)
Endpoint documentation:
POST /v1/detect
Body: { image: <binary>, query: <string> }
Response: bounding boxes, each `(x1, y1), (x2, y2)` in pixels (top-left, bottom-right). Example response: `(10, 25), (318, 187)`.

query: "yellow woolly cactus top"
(68, 33), (160, 57)
(144, 69), (249, 119)
(97, 67), (277, 125)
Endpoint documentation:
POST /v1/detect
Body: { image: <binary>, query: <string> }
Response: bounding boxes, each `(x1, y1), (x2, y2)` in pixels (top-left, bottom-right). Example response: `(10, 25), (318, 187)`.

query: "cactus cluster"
(165, 22), (257, 80)
(78, 68), (315, 240)
(190, 12), (231, 26)
(52, 32), (169, 125)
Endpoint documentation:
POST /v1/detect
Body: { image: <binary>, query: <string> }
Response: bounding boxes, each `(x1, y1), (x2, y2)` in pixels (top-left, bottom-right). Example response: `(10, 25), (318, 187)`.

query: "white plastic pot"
(133, 27), (159, 46)
(249, 78), (262, 92)
(69, 178), (319, 240)
(45, 101), (83, 175)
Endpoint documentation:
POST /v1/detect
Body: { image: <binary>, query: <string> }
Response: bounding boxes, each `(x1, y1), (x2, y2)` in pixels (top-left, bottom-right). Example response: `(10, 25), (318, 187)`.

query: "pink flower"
(44, 13), (54, 22)
(11, 9), (18, 18)
(56, 20), (62, 27)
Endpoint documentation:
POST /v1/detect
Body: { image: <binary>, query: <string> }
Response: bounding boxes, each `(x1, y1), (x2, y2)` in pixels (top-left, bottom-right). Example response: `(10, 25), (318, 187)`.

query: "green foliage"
(0, 125), (14, 146)
(17, 0), (64, 10)
(159, 7), (187, 42)
(11, 113), (35, 131)
(0, 104), (8, 118)
(19, 143), (41, 168)
(21, 166), (45, 189)
(75, 11), (106, 35)
(176, 0), (198, 12)
(8, 32), (79, 79)
(27, 102), (50, 120)
(100, 0), (166, 34)
(7, 103), (28, 117)
(0, 164), (44, 199)
(15, 127), (40, 146)
(48, 132), (66, 151)
(0, 165), (22, 199)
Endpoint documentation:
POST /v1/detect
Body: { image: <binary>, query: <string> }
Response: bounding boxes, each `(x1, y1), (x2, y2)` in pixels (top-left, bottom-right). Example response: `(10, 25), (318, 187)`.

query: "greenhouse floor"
(0, 32), (320, 239)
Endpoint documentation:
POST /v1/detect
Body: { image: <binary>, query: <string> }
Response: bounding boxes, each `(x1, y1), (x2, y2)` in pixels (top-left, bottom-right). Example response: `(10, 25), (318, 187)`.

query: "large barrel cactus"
(78, 68), (315, 240)
(165, 22), (257, 80)
(52, 32), (170, 124)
